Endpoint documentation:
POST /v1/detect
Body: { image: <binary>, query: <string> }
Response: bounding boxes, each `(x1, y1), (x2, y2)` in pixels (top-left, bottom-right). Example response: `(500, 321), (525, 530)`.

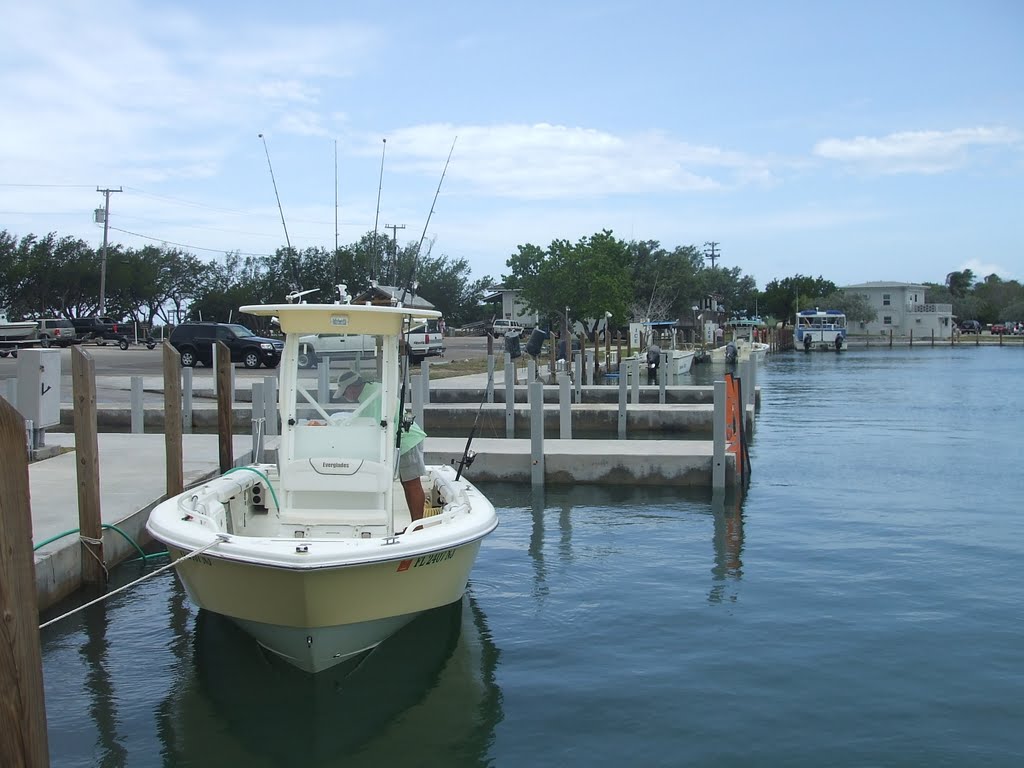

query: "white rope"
(39, 534), (229, 630)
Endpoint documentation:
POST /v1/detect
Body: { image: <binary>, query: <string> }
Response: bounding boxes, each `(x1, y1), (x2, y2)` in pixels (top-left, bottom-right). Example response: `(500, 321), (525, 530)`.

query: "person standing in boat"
(333, 370), (426, 522)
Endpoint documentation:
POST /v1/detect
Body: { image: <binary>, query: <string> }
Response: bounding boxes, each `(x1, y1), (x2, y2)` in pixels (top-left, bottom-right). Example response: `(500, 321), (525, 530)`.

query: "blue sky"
(1, 0), (1021, 291)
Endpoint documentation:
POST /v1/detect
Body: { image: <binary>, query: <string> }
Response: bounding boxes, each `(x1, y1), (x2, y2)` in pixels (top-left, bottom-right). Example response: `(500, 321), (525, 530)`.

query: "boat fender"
(834, 335), (842, 351)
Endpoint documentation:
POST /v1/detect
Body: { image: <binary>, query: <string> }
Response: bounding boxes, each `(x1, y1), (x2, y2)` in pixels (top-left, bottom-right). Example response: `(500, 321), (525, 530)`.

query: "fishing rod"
(398, 135), (457, 308)
(395, 136), (457, 455)
(454, 365), (493, 481)
(258, 132), (301, 294)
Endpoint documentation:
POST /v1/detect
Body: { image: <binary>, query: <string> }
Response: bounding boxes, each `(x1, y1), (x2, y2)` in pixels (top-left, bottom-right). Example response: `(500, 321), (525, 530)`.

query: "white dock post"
(574, 351), (582, 403)
(630, 358), (640, 404)
(2, 378), (15, 408)
(318, 361), (330, 404)
(486, 354), (495, 403)
(713, 380), (726, 488)
(182, 367), (193, 434)
(421, 360), (430, 404)
(131, 376), (144, 433)
(264, 376), (278, 436)
(659, 366), (666, 404)
(530, 380), (545, 487)
(559, 373), (572, 439)
(618, 367), (627, 439)
(527, 359), (536, 399)
(586, 350), (595, 386)
(504, 353), (515, 438)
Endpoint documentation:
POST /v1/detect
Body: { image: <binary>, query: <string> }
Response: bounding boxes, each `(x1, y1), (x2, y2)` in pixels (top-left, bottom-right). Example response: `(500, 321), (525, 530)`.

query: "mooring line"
(38, 535), (229, 630)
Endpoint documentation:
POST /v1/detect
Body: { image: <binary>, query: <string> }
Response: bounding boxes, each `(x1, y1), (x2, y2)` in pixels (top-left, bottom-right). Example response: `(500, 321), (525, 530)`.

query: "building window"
(883, 316), (892, 325)
(916, 318), (922, 323)
(883, 294), (891, 306)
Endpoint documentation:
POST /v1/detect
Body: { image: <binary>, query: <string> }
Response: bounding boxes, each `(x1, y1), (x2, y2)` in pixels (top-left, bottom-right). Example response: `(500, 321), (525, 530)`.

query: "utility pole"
(384, 223), (405, 284)
(703, 241), (720, 269)
(96, 187), (122, 315)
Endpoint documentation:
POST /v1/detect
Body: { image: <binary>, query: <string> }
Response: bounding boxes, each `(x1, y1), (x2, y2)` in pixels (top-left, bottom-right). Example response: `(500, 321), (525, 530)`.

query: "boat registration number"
(397, 550), (455, 572)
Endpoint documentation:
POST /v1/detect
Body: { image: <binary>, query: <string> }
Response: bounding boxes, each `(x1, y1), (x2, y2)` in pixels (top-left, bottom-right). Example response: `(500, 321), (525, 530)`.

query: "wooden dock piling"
(0, 398), (51, 767)
(71, 346), (105, 585)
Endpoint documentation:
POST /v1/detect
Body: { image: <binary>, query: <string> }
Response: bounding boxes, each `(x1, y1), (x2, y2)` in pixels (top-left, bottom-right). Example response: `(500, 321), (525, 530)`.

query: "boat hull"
(0, 321), (38, 342)
(168, 538), (485, 673)
(667, 349), (695, 375)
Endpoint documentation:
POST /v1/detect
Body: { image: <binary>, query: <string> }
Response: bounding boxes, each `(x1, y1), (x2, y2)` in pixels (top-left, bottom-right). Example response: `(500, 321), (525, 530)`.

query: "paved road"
(0, 335), (493, 404)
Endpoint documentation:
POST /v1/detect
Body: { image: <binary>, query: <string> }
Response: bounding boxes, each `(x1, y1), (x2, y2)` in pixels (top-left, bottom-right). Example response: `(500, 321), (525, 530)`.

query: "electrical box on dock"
(16, 348), (61, 429)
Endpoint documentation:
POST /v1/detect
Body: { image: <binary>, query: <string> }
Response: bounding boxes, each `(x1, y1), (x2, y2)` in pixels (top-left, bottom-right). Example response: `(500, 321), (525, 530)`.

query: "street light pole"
(96, 187), (122, 316)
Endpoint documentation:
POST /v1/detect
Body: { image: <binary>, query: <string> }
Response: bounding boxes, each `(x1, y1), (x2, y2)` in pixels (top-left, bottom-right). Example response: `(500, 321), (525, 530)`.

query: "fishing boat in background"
(627, 320), (695, 380)
(708, 317), (769, 365)
(147, 299), (499, 673)
(796, 309), (848, 351)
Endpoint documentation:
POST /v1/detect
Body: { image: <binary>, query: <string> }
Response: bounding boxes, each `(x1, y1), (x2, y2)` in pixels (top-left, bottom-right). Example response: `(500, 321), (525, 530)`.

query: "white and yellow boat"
(147, 299), (498, 673)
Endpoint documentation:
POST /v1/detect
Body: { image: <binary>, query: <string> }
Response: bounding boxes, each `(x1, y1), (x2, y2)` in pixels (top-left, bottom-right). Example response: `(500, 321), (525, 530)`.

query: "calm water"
(40, 346), (1024, 767)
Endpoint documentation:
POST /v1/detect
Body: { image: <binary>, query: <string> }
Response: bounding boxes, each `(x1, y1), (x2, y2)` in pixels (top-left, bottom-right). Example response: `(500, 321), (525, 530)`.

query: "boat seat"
(279, 458), (389, 526)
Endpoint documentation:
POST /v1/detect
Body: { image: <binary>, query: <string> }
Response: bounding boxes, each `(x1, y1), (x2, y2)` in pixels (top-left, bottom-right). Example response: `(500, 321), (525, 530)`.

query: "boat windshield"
(289, 360), (388, 463)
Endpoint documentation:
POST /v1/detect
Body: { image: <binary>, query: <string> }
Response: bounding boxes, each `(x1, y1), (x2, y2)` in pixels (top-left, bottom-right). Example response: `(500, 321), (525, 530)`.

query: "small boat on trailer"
(147, 299), (498, 673)
(0, 309), (39, 357)
(796, 309), (847, 351)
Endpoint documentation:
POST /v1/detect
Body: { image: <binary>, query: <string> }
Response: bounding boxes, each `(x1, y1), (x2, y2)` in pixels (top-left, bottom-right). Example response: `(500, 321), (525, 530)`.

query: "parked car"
(169, 322), (283, 368)
(990, 323), (1007, 335)
(71, 316), (133, 346)
(491, 318), (524, 336)
(959, 320), (981, 334)
(37, 318), (80, 347)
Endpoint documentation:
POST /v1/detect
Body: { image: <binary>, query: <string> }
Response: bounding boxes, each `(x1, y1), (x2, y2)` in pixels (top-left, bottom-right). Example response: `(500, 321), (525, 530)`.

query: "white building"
(841, 282), (955, 339)
(483, 287), (538, 327)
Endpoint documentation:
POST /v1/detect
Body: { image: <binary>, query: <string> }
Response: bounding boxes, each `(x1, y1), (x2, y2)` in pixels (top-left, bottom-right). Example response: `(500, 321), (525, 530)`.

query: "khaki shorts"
(399, 443), (426, 482)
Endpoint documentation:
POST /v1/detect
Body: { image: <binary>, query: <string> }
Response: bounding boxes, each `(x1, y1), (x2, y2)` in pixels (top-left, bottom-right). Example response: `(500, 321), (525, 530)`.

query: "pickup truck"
(297, 333), (377, 368)
(407, 319), (444, 363)
(71, 316), (134, 348)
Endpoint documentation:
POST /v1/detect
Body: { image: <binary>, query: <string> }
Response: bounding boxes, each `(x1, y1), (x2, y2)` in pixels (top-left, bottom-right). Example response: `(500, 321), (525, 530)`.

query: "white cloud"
(813, 127), (1021, 174)
(368, 123), (772, 200)
(0, 1), (380, 184)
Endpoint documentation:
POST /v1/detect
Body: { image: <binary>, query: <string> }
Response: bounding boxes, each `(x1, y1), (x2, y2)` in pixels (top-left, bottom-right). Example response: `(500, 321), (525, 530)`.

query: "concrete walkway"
(32, 433), (249, 611)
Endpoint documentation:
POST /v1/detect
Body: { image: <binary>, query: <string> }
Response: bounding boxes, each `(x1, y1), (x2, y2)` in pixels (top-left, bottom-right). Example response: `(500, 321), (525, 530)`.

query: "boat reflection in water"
(158, 593), (502, 767)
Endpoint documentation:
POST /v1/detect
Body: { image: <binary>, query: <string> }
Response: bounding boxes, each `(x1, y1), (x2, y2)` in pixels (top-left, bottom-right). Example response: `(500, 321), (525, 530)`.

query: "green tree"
(503, 230), (633, 333)
(945, 269), (975, 299)
(759, 275), (838, 325)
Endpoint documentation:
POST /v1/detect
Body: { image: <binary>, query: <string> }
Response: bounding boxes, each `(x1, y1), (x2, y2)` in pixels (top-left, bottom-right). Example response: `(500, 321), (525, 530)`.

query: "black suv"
(169, 322), (283, 368)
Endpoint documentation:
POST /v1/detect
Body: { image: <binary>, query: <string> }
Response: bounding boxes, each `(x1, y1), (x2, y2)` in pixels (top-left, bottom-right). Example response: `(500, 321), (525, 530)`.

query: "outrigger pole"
(372, 138), (386, 281)
(258, 132), (300, 293)
(395, 136), (458, 455)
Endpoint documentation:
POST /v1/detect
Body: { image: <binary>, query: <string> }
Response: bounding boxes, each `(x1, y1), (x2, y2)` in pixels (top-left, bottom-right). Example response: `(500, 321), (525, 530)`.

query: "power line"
(108, 226), (277, 257)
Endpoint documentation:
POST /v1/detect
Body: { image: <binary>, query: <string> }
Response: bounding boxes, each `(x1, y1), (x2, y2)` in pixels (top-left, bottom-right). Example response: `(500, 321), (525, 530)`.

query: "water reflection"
(157, 593), (502, 767)
(708, 490), (745, 604)
(512, 482), (747, 607)
(80, 599), (127, 767)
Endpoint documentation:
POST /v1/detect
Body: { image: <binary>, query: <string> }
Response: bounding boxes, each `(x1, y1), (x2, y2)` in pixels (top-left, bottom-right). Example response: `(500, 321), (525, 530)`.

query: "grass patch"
(422, 357), (491, 379)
